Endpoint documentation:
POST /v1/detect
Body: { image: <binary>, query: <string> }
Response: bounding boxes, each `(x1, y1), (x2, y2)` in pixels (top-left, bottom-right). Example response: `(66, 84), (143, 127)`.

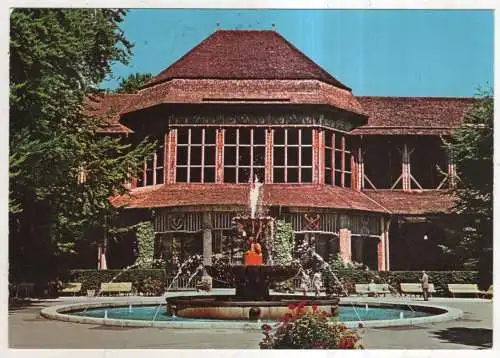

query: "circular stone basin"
(165, 295), (339, 320)
(67, 303), (436, 323)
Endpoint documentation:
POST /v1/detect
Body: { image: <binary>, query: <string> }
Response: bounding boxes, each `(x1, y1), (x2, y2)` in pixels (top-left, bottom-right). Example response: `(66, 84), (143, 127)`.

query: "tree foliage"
(115, 72), (152, 93)
(273, 220), (294, 265)
(9, 9), (154, 276)
(444, 88), (493, 288)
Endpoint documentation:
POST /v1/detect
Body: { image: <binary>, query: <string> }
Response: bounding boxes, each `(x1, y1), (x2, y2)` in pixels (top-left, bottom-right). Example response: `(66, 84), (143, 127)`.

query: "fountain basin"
(205, 264), (300, 300)
(165, 295), (339, 320)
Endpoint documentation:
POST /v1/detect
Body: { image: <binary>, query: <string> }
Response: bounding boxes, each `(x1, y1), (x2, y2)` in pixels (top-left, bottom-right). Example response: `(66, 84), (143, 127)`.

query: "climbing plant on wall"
(135, 222), (155, 268)
(273, 220), (294, 265)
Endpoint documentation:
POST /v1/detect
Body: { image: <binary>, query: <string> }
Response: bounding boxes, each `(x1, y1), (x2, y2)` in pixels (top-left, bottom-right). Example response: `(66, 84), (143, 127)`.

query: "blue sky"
(103, 9), (493, 97)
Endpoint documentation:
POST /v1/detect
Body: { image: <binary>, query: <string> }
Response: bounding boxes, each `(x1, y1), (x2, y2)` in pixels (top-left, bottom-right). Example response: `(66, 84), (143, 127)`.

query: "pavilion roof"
(350, 97), (474, 135)
(84, 93), (134, 134)
(110, 183), (390, 213)
(362, 190), (454, 215)
(142, 30), (351, 90)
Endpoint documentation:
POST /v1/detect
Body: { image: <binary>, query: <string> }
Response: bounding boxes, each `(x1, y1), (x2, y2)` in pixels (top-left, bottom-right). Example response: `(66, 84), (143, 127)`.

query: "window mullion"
(236, 129), (239, 183)
(201, 128), (205, 183)
(187, 129), (191, 183)
(284, 129), (288, 183)
(298, 128), (302, 183)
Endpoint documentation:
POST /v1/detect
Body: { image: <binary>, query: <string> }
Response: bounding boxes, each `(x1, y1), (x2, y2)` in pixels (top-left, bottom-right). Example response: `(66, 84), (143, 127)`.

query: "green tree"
(445, 89), (493, 289)
(9, 9), (154, 279)
(115, 72), (152, 93)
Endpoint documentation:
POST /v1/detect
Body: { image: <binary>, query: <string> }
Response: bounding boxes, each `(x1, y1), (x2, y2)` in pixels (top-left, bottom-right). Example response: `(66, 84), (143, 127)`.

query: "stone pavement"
(8, 294), (493, 349)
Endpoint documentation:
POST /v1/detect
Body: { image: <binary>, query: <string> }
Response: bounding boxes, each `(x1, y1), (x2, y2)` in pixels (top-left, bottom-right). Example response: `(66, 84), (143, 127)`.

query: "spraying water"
(249, 176), (263, 219)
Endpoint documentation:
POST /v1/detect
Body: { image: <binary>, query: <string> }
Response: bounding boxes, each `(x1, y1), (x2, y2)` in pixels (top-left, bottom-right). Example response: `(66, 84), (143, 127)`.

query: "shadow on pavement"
(431, 327), (492, 348)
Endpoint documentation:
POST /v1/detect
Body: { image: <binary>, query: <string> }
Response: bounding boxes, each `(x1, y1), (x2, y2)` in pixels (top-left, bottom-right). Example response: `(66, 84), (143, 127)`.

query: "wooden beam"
(341, 135), (346, 187)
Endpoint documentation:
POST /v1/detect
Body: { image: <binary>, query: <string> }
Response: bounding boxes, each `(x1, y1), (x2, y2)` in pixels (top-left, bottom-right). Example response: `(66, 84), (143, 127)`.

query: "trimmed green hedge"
(323, 270), (478, 296)
(70, 269), (166, 296)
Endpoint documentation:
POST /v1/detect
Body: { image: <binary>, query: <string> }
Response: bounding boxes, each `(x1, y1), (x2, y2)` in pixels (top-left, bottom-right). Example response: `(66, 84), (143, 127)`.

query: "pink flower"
(311, 304), (318, 312)
(287, 304), (296, 310)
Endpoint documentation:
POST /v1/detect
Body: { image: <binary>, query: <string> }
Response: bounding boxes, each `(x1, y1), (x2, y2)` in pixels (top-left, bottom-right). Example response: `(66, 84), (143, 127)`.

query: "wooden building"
(91, 30), (474, 271)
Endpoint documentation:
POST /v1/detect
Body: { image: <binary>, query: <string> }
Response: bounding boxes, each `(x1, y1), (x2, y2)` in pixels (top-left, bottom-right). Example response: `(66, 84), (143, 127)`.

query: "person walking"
(421, 270), (429, 301)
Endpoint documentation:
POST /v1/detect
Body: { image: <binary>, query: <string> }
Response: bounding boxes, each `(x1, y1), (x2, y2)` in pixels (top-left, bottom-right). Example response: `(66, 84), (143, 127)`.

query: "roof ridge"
(358, 96), (475, 100)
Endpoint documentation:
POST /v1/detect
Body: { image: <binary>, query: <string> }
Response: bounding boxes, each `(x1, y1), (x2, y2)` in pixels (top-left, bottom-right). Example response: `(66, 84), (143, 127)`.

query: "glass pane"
(301, 147), (312, 166)
(254, 167), (265, 183)
(254, 128), (266, 145)
(224, 167), (236, 183)
(302, 128), (312, 145)
(335, 171), (343, 186)
(325, 168), (332, 185)
(254, 146), (265, 166)
(238, 167), (251, 183)
(191, 146), (202, 165)
(146, 169), (154, 186)
(335, 133), (343, 148)
(287, 168), (299, 183)
(345, 154), (351, 171)
(191, 128), (202, 144)
(274, 147), (285, 166)
(274, 129), (285, 145)
(335, 151), (343, 171)
(287, 147), (298, 166)
(225, 128), (237, 144)
(204, 146), (216, 165)
(190, 167), (202, 182)
(324, 149), (332, 169)
(177, 128), (189, 144)
(156, 168), (164, 184)
(239, 128), (251, 145)
(205, 128), (216, 144)
(324, 130), (333, 147)
(176, 167), (187, 182)
(287, 128), (299, 145)
(177, 146), (188, 165)
(344, 173), (351, 188)
(273, 168), (285, 183)
(224, 146), (236, 165)
(301, 168), (312, 183)
(204, 167), (215, 183)
(239, 146), (251, 165)
(156, 145), (164, 167)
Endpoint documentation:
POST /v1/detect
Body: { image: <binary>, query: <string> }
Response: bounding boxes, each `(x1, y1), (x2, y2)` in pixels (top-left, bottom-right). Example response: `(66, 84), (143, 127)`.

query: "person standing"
(421, 270), (429, 301)
(300, 269), (310, 296)
(312, 271), (322, 297)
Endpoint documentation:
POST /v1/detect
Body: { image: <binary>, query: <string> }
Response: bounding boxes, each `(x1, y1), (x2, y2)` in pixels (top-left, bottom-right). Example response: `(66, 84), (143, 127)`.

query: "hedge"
(322, 270), (478, 296)
(70, 269), (166, 296)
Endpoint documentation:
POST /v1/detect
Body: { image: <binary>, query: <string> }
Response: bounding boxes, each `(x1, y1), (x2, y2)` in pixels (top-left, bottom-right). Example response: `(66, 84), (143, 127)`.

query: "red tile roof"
(350, 97), (474, 135)
(84, 93), (134, 134)
(363, 190), (454, 215)
(121, 79), (366, 116)
(111, 184), (390, 213)
(144, 30), (350, 90)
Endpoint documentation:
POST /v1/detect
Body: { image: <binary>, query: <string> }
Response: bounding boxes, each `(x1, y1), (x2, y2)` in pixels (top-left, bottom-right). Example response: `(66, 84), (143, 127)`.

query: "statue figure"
(244, 235), (263, 265)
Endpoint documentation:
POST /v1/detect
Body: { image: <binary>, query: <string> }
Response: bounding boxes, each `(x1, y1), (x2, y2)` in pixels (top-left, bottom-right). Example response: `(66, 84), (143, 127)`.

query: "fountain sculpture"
(165, 177), (340, 320)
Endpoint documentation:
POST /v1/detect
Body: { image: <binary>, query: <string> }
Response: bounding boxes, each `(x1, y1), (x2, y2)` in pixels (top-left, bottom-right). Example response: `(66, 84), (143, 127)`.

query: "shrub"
(260, 302), (362, 349)
(70, 269), (166, 295)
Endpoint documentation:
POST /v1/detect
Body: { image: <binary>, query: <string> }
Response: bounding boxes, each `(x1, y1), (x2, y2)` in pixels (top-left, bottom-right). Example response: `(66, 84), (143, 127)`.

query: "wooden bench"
(59, 283), (82, 296)
(448, 283), (482, 298)
(355, 283), (392, 296)
(100, 282), (132, 296)
(400, 283), (436, 297)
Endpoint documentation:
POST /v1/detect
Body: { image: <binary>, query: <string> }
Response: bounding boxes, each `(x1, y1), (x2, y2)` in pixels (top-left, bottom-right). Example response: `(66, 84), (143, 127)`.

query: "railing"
(165, 276), (198, 291)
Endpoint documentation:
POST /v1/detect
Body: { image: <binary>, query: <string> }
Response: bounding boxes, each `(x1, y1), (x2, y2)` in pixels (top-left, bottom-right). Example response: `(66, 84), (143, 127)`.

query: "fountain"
(165, 177), (340, 320)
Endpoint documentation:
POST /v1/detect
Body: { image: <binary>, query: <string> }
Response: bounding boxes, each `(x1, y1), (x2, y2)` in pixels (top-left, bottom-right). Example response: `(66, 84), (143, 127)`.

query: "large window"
(223, 128), (266, 183)
(137, 137), (164, 187)
(324, 130), (351, 187)
(273, 128), (313, 183)
(176, 128), (216, 183)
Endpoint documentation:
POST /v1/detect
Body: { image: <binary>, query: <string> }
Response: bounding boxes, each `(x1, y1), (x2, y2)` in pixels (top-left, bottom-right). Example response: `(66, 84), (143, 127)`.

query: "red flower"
(338, 337), (356, 349)
(287, 304), (296, 310)
(311, 304), (318, 312)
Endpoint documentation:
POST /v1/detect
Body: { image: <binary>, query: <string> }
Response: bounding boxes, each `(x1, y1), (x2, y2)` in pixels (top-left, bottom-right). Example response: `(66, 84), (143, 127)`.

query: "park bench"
(447, 283), (482, 298)
(400, 283), (436, 297)
(59, 283), (82, 296)
(355, 283), (392, 296)
(100, 282), (132, 296)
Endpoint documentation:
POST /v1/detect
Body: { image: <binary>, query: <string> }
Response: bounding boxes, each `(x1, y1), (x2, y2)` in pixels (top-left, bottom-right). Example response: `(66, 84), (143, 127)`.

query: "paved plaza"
(8, 292), (493, 349)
